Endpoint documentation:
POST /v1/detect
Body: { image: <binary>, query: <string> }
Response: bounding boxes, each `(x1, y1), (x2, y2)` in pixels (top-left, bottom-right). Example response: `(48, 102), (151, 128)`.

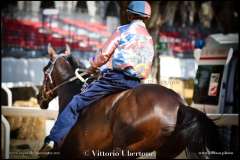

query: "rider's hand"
(85, 66), (98, 75)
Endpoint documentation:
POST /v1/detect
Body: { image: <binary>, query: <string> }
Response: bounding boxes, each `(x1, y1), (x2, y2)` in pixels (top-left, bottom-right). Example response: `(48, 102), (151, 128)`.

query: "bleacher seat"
(2, 16), (110, 56)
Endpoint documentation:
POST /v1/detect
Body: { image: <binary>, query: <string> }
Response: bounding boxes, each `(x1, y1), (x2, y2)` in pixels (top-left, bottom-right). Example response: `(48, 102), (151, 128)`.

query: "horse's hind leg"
(125, 137), (160, 159)
(127, 138), (153, 151)
(127, 136), (182, 159)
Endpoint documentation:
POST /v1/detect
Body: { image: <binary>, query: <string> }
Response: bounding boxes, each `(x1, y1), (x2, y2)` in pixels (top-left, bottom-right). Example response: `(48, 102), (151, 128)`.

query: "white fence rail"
(1, 106), (58, 159)
(1, 86), (12, 107)
(2, 106), (58, 119)
(1, 82), (41, 108)
(1, 115), (10, 159)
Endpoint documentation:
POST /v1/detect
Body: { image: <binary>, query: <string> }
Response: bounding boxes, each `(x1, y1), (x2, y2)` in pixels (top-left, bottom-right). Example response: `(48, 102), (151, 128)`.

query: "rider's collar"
(130, 20), (146, 28)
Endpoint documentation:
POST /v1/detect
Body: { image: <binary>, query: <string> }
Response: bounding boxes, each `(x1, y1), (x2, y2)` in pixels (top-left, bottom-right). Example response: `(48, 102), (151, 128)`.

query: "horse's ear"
(65, 44), (71, 55)
(48, 43), (57, 60)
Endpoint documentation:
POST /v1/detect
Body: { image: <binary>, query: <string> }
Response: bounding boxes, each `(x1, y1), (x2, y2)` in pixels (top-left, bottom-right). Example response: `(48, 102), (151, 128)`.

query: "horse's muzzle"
(37, 92), (49, 109)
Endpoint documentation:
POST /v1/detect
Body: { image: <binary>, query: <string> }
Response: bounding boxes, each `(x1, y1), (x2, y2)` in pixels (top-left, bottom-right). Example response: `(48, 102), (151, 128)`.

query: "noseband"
(42, 54), (88, 101)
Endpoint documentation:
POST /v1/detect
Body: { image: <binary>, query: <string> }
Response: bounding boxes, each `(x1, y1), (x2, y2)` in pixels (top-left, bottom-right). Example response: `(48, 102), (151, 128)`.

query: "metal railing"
(1, 106), (58, 159)
(1, 106), (58, 119)
(207, 113), (239, 126)
(1, 115), (10, 159)
(1, 85), (12, 107)
(1, 82), (40, 108)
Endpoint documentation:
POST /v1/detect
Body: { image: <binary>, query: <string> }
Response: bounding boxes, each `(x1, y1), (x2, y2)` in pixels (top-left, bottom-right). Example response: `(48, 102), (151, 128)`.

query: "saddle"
(80, 71), (101, 93)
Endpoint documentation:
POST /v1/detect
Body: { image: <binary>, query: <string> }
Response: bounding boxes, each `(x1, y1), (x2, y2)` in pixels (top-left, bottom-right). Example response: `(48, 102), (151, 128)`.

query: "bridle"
(41, 54), (88, 101)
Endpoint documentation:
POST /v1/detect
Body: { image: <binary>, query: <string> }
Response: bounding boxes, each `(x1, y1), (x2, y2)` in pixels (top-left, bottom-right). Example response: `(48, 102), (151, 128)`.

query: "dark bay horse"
(37, 44), (223, 159)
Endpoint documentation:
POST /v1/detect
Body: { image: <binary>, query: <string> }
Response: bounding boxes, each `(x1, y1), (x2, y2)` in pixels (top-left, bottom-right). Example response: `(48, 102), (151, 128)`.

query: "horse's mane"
(66, 54), (87, 70)
(66, 54), (99, 84)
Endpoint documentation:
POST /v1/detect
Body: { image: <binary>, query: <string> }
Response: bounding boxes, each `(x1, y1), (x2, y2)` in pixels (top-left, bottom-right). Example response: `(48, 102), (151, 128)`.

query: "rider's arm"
(90, 29), (121, 68)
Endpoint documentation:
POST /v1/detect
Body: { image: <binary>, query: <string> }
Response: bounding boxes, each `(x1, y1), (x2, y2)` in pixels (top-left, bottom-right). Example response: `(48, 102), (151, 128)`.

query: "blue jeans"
(46, 69), (140, 144)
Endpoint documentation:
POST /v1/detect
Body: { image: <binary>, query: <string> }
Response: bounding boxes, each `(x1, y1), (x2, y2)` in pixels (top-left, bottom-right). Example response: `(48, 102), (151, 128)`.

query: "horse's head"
(37, 43), (86, 109)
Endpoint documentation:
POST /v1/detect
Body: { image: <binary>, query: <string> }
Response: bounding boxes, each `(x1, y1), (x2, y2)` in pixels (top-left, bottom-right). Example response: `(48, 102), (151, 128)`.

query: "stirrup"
(39, 141), (54, 156)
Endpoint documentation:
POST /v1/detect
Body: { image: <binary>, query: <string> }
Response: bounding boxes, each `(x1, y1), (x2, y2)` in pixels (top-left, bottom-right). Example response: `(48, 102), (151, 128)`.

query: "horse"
(37, 44), (223, 159)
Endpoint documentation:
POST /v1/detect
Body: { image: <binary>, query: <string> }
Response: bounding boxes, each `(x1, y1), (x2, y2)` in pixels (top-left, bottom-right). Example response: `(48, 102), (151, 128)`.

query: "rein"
(42, 53), (89, 101)
(45, 68), (88, 96)
(45, 54), (65, 84)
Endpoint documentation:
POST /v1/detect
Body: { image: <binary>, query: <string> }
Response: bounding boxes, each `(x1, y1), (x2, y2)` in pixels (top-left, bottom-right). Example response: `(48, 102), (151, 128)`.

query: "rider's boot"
(38, 138), (55, 158)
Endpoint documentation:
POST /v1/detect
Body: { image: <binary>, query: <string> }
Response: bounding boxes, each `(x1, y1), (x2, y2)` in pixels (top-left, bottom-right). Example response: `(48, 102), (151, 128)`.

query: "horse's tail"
(176, 104), (224, 159)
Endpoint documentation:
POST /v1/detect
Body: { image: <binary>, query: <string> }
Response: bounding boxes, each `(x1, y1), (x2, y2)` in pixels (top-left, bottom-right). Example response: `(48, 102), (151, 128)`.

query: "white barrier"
(1, 106), (58, 159)
(1, 106), (58, 119)
(1, 82), (39, 108)
(1, 115), (10, 159)
(1, 85), (12, 107)
(2, 82), (40, 100)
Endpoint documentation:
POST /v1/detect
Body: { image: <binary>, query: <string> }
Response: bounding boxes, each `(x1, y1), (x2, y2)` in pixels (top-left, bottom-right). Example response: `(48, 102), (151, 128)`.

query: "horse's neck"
(57, 82), (81, 113)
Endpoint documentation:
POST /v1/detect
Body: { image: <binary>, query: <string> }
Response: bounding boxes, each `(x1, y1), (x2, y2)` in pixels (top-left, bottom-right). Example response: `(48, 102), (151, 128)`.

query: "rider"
(40, 1), (154, 152)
